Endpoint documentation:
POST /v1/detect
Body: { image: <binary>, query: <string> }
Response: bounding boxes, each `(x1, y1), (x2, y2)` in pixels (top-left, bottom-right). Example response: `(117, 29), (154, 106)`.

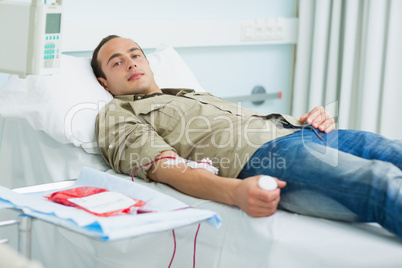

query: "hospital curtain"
(292, 0), (402, 139)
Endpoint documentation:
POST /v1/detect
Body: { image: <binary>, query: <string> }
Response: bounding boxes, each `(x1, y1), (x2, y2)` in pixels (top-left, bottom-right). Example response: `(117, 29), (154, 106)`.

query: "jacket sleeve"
(95, 100), (175, 181)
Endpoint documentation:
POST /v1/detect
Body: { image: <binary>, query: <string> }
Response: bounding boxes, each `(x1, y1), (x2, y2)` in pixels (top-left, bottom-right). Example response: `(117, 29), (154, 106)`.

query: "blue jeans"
(238, 128), (402, 239)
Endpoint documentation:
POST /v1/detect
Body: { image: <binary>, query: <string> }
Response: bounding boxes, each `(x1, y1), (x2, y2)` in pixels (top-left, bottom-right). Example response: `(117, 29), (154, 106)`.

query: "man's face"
(97, 38), (159, 96)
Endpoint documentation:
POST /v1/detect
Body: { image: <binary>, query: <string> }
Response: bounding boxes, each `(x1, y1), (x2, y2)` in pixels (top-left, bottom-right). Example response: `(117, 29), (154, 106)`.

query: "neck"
(145, 82), (162, 95)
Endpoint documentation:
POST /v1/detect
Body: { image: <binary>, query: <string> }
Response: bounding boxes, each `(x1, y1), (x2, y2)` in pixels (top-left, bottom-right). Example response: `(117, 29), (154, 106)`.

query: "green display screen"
(45, 14), (61, 34)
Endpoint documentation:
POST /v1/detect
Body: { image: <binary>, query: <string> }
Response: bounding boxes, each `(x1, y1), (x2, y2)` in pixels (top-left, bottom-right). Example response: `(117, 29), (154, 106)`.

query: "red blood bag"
(46, 187), (146, 217)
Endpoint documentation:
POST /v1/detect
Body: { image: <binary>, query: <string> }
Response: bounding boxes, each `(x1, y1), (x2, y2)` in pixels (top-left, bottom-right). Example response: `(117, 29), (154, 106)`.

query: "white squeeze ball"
(258, 176), (278, 191)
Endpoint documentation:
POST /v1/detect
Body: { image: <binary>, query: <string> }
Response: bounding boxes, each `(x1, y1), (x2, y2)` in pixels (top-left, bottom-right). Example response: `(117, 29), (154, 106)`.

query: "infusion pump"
(0, 0), (63, 77)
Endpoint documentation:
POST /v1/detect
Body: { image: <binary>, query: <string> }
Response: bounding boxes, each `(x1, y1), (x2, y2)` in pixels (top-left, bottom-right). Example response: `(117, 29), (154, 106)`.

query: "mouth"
(128, 72), (143, 81)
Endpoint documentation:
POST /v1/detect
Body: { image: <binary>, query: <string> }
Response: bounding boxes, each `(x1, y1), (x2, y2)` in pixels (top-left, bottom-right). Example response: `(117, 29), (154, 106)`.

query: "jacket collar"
(114, 88), (195, 101)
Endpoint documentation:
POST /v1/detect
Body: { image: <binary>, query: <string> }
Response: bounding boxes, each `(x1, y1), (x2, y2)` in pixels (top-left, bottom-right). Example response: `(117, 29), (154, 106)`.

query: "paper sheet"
(0, 167), (221, 241)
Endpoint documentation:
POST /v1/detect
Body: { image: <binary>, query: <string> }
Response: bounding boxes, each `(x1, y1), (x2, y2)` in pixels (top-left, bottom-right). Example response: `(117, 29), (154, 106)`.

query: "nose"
(127, 58), (137, 70)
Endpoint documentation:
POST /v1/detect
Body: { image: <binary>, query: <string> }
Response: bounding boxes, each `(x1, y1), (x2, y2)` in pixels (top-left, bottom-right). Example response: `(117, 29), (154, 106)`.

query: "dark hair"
(91, 35), (147, 80)
(91, 35), (121, 79)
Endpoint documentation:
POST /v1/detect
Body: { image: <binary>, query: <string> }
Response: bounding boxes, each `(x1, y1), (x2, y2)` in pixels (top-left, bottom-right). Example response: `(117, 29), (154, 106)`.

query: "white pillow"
(148, 44), (204, 92)
(0, 45), (204, 154)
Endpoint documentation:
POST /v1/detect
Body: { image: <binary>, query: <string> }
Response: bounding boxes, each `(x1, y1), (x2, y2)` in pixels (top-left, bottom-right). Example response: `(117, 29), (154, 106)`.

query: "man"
(93, 35), (402, 238)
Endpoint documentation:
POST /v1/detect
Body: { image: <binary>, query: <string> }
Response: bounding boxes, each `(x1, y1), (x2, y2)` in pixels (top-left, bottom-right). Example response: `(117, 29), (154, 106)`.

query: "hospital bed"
(1, 32), (402, 268)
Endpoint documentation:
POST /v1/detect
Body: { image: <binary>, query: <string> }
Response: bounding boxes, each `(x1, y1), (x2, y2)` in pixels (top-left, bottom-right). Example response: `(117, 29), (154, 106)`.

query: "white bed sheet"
(1, 116), (402, 268)
(0, 116), (109, 189)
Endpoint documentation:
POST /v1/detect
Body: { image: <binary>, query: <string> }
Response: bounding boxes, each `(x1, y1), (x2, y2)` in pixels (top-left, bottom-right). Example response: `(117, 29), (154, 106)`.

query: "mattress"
(1, 115), (402, 268)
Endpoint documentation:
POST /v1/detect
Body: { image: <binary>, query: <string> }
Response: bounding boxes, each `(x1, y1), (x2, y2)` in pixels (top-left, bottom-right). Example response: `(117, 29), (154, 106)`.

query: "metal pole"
(0, 218), (20, 245)
(0, 219), (19, 227)
(18, 215), (33, 259)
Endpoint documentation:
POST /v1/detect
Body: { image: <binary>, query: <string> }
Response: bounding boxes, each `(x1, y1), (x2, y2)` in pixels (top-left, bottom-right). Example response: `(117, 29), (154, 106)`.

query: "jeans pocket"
(282, 122), (302, 130)
(284, 122), (327, 144)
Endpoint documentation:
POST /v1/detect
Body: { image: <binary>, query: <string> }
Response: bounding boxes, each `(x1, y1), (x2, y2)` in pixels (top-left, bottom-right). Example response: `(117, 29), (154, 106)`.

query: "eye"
(132, 54), (140, 59)
(112, 61), (121, 67)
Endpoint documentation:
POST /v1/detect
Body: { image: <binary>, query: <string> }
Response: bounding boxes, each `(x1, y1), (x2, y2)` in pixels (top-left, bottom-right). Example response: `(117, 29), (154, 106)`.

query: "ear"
(97, 77), (109, 91)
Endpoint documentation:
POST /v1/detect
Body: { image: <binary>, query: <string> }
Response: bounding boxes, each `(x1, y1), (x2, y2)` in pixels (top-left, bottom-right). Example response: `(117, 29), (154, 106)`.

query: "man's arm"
(96, 100), (176, 180)
(147, 151), (286, 217)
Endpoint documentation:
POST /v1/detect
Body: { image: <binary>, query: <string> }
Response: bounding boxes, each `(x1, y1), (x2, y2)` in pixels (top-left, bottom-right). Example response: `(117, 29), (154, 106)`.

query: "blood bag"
(46, 187), (145, 217)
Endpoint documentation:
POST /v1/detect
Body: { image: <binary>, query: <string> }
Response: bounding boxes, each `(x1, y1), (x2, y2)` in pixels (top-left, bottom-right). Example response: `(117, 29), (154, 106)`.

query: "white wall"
(0, 74), (9, 89)
(64, 0), (297, 115)
(64, 0), (296, 20)
(0, 0), (297, 115)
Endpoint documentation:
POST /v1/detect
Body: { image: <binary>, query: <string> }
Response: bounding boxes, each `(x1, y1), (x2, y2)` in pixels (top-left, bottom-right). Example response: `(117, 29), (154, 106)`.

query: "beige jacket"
(96, 89), (302, 181)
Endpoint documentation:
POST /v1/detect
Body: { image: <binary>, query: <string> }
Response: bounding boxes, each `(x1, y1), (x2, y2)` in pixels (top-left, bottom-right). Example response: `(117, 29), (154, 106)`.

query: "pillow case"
(148, 44), (204, 92)
(0, 45), (204, 154)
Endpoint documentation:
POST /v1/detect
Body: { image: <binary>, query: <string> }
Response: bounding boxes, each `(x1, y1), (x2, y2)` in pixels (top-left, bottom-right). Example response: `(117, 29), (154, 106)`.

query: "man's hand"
(299, 106), (335, 133)
(233, 175), (286, 217)
(148, 152), (287, 218)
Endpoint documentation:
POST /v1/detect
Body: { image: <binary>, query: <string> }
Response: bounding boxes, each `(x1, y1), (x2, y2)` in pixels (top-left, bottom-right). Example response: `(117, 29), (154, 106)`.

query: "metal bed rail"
(0, 179), (75, 259)
(0, 214), (33, 259)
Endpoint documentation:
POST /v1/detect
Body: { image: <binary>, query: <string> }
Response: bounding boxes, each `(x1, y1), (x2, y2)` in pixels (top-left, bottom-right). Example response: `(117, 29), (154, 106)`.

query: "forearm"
(147, 151), (239, 206)
(147, 151), (285, 217)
